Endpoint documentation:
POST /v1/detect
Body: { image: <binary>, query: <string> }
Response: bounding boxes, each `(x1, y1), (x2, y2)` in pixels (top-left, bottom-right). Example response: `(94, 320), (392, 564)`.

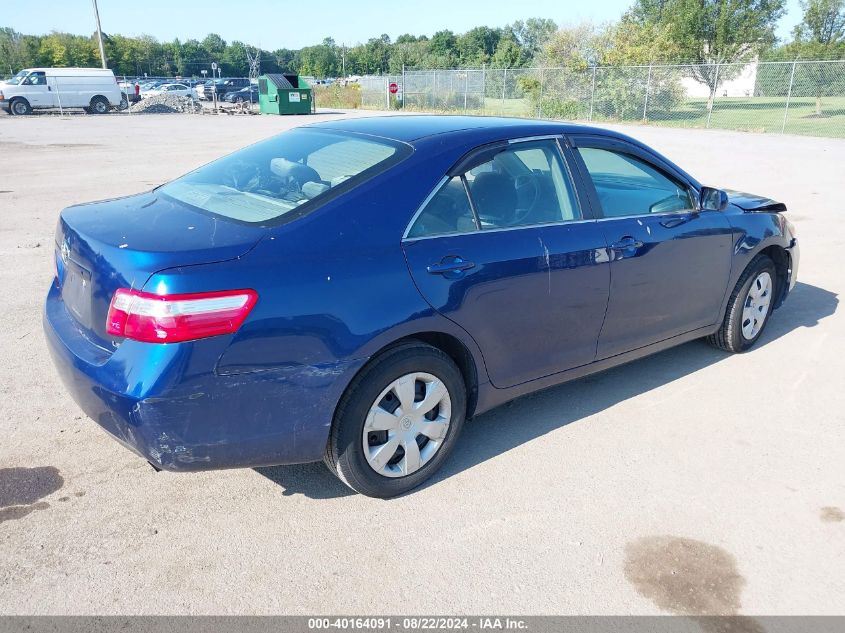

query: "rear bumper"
(44, 283), (365, 471)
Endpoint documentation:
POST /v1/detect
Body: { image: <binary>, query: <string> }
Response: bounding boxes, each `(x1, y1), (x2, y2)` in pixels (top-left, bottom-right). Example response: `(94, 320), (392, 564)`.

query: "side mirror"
(700, 187), (729, 212)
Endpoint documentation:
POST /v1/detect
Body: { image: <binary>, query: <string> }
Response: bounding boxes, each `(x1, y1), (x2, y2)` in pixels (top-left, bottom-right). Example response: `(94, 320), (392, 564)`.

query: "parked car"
(44, 116), (799, 497)
(1, 67), (124, 115)
(224, 85), (258, 103)
(202, 77), (250, 99)
(145, 83), (196, 98)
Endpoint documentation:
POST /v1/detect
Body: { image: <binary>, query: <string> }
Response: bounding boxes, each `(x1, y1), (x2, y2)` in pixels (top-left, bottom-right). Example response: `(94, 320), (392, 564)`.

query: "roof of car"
(307, 115), (614, 144)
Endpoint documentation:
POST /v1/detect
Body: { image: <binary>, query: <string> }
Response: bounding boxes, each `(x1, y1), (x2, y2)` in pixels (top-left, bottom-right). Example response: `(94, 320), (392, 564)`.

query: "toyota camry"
(44, 116), (799, 497)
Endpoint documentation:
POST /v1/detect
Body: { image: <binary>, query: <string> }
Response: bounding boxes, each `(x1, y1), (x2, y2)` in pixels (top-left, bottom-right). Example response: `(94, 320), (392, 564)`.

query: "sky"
(3, 0), (804, 49)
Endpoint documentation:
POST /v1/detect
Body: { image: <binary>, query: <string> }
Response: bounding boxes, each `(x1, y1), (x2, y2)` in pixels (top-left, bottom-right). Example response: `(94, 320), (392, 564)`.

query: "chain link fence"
(359, 60), (845, 138)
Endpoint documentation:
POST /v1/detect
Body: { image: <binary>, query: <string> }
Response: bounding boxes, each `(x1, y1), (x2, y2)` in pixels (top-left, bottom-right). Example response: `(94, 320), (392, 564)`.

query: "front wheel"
(10, 98), (32, 116)
(708, 254), (777, 353)
(325, 342), (466, 498)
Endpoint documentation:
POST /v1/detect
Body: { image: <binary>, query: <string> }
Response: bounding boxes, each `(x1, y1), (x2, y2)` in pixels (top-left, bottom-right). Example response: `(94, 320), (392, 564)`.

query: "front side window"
(159, 128), (407, 224)
(26, 72), (46, 86)
(577, 147), (694, 217)
(407, 139), (581, 238)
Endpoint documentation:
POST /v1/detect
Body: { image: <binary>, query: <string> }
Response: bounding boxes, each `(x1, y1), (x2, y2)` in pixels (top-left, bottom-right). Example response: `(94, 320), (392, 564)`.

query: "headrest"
(270, 158), (321, 186)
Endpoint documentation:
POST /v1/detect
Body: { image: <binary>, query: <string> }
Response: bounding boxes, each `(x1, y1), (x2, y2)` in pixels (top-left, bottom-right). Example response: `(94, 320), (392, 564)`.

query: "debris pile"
(130, 94), (202, 114)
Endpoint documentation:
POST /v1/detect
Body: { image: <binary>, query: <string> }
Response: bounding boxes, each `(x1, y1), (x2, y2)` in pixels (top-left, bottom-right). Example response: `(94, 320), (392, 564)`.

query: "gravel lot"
(0, 111), (843, 616)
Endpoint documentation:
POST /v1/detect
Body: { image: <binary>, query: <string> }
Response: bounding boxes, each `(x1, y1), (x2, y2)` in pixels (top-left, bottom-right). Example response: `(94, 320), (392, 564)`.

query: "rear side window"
(578, 147), (694, 217)
(159, 129), (408, 224)
(466, 141), (580, 227)
(406, 139), (580, 238)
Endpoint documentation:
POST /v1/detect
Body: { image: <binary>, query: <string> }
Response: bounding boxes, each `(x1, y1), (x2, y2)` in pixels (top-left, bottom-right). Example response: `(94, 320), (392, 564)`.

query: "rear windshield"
(159, 128), (407, 224)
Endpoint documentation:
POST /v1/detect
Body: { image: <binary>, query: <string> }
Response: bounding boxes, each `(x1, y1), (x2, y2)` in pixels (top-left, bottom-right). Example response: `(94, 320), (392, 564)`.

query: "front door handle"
(609, 236), (644, 251)
(427, 256), (475, 275)
(660, 217), (688, 229)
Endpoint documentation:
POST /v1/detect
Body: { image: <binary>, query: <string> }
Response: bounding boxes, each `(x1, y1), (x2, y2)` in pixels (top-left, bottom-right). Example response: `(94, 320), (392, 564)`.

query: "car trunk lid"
(55, 191), (265, 350)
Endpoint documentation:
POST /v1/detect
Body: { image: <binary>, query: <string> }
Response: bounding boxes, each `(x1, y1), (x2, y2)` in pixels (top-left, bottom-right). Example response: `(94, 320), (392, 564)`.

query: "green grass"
(367, 95), (845, 138)
(635, 96), (845, 137)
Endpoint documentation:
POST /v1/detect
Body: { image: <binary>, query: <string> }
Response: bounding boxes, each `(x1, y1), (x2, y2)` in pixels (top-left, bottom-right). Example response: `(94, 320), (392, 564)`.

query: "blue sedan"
(44, 116), (799, 497)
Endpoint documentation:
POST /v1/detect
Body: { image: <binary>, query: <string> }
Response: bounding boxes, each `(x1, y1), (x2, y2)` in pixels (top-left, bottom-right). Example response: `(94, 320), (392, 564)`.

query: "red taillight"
(106, 288), (258, 343)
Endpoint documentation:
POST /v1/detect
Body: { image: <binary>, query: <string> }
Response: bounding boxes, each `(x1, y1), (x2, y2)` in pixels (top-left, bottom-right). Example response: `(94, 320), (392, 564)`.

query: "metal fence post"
(706, 61), (721, 128)
(402, 64), (406, 109)
(782, 59), (797, 134)
(537, 67), (544, 118)
(464, 71), (468, 112)
(481, 64), (486, 113)
(501, 68), (507, 115)
(385, 75), (389, 110)
(642, 63), (652, 121)
(54, 76), (64, 117)
(588, 65), (596, 121)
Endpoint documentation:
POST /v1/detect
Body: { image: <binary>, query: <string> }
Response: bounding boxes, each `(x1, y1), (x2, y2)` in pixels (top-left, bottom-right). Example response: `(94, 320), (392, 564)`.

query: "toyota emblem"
(60, 239), (70, 265)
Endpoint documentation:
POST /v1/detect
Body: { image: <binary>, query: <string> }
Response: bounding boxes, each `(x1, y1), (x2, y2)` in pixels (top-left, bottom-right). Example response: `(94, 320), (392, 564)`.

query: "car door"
(402, 137), (610, 389)
(23, 71), (54, 108)
(567, 134), (734, 359)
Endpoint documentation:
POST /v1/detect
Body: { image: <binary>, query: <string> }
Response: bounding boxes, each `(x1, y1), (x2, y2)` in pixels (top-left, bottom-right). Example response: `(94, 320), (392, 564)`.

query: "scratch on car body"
(538, 237), (551, 295)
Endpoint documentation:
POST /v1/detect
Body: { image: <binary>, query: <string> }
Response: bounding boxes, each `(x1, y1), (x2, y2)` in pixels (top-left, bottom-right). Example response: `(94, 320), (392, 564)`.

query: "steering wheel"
(222, 160), (261, 192)
(511, 173), (541, 226)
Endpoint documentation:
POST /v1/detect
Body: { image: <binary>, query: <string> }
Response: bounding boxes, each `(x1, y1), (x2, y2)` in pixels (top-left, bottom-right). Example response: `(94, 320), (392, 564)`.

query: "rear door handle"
(427, 256), (475, 275)
(609, 236), (644, 251)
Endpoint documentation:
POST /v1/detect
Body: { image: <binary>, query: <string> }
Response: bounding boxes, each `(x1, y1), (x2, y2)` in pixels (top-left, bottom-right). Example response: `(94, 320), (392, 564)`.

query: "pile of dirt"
(130, 94), (202, 114)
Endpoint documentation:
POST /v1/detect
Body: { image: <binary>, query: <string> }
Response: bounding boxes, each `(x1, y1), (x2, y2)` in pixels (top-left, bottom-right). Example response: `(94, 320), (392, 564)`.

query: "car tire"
(325, 341), (466, 498)
(708, 254), (777, 353)
(89, 96), (110, 114)
(10, 98), (32, 116)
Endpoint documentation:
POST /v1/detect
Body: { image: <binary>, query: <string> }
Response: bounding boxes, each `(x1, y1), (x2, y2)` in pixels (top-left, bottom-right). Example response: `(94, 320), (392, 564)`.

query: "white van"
(0, 67), (125, 115)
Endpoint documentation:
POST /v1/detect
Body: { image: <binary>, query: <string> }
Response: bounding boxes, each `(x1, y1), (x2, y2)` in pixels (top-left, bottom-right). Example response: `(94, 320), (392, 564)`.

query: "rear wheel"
(708, 254), (777, 353)
(89, 96), (110, 114)
(325, 342), (466, 498)
(10, 98), (32, 116)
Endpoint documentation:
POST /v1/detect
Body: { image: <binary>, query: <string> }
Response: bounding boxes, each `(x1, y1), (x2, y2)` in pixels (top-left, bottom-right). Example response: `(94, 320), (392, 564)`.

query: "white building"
(680, 60), (758, 98)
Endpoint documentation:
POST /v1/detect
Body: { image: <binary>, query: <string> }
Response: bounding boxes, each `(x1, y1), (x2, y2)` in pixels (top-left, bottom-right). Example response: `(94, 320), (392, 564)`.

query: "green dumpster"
(258, 74), (312, 115)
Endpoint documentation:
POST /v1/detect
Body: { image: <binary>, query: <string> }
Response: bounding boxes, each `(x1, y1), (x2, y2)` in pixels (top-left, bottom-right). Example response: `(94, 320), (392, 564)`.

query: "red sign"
(389, 82), (399, 94)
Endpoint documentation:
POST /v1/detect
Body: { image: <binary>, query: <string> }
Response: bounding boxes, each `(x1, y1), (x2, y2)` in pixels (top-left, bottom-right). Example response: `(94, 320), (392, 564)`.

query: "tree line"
(0, 0), (843, 81)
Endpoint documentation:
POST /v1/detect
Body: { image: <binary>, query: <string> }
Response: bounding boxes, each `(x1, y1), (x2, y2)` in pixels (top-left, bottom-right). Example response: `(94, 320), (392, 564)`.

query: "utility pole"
(91, 0), (107, 69)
